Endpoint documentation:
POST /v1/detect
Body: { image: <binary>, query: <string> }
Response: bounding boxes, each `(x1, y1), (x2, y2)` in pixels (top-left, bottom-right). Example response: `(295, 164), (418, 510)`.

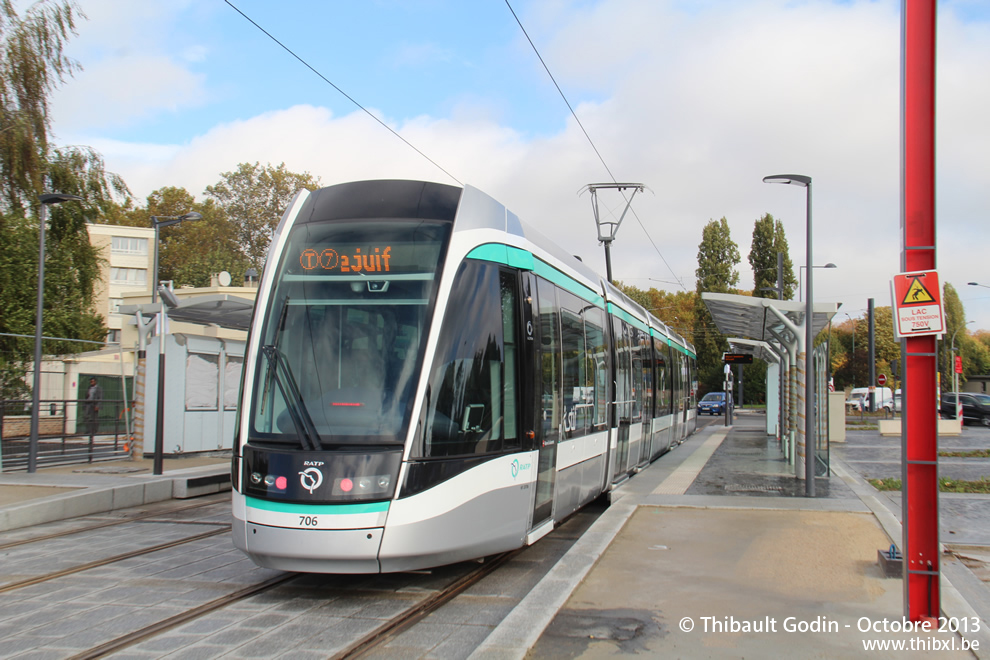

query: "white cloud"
(57, 0), (990, 329)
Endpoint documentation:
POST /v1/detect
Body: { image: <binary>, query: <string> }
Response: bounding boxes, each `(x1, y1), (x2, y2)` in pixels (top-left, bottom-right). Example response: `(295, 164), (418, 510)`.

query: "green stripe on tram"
(467, 243), (604, 308)
(246, 497), (389, 515)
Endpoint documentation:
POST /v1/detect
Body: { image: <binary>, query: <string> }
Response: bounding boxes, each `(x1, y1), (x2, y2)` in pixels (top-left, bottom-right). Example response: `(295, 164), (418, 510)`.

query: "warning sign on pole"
(891, 270), (944, 338)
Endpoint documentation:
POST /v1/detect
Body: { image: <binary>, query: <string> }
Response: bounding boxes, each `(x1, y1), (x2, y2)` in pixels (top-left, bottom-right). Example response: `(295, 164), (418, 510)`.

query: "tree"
(694, 218), (740, 392)
(941, 282), (966, 391)
(117, 186), (251, 289)
(204, 162), (320, 269)
(0, 1), (130, 398)
(748, 213), (796, 300)
(0, 0), (83, 215)
(742, 214), (797, 403)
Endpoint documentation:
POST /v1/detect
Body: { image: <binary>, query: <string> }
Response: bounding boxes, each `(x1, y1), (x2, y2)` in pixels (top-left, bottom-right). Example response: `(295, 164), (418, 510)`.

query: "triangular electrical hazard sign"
(902, 276), (937, 305)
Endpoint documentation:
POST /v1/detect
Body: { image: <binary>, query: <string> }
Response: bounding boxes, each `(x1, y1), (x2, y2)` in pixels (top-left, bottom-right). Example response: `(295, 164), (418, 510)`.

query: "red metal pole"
(901, 0), (938, 621)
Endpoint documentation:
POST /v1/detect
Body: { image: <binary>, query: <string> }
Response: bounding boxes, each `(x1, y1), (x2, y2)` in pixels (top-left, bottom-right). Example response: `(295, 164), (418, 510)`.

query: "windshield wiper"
(261, 345), (323, 451)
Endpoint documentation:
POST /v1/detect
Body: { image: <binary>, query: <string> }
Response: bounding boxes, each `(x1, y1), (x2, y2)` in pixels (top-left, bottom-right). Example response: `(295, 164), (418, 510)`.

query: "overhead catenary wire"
(224, 0), (462, 187)
(504, 0), (686, 291)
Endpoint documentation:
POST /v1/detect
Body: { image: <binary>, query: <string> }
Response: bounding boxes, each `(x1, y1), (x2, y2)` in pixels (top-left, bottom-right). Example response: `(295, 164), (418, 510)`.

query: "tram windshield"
(250, 219), (450, 446)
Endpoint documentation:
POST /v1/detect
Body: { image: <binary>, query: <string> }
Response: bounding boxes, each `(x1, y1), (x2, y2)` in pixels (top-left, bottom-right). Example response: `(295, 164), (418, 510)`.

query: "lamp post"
(798, 263), (837, 302)
(968, 282), (990, 289)
(151, 212), (202, 304)
(28, 193), (83, 473)
(149, 212), (202, 475)
(763, 174), (815, 497)
(951, 320), (973, 425)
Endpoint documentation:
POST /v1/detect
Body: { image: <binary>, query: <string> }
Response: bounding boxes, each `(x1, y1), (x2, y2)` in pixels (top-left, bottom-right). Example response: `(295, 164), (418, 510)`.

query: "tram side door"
(532, 277), (560, 527)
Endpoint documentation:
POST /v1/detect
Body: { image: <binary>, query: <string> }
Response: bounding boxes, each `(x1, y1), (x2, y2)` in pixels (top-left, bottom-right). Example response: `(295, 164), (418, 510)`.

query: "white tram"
(231, 180), (697, 573)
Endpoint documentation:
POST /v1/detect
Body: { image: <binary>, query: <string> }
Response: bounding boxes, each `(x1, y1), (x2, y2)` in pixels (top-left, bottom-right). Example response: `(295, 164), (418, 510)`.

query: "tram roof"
(701, 292), (839, 347)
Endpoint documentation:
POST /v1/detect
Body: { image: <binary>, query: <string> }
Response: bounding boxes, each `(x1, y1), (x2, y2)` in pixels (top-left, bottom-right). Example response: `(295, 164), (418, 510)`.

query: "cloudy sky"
(49, 0), (990, 331)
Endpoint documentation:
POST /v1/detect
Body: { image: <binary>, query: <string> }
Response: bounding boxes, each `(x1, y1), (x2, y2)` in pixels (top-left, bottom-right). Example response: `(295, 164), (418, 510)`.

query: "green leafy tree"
(743, 214), (797, 404)
(0, 1), (131, 397)
(748, 213), (796, 300)
(204, 162), (320, 270)
(941, 282), (967, 391)
(119, 186), (251, 289)
(694, 218), (740, 392)
(0, 0), (83, 214)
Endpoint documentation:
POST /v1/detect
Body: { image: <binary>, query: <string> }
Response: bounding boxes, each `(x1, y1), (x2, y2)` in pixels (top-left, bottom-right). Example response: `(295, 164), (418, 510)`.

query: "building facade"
(85, 223), (156, 344)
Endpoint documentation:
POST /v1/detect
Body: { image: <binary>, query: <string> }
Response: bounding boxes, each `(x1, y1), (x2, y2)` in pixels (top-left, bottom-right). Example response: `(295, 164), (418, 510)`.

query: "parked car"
(939, 392), (990, 426)
(698, 392), (729, 415)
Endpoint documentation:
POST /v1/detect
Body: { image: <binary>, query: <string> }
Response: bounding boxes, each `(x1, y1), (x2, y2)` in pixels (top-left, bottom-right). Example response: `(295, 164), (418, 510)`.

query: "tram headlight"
(264, 474), (276, 486)
(250, 472), (262, 484)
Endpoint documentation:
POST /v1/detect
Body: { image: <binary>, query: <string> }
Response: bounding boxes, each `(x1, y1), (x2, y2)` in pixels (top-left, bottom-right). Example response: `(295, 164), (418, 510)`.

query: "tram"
(231, 180), (697, 573)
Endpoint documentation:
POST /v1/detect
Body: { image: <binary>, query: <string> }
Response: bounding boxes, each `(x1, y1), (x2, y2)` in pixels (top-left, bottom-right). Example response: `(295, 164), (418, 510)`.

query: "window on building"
(110, 267), (147, 285)
(111, 236), (148, 255)
(109, 298), (123, 314)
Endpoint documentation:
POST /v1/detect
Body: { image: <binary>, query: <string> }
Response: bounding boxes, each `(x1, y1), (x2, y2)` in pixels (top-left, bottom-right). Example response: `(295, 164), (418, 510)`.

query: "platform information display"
(891, 270), (944, 338)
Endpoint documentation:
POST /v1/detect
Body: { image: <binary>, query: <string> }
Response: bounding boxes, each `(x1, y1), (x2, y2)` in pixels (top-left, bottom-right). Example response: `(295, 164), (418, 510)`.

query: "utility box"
(828, 392), (846, 442)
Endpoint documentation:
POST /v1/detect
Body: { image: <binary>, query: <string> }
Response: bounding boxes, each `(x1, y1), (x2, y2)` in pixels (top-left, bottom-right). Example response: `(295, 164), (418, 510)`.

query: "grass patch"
(868, 477), (990, 493)
(939, 449), (990, 458)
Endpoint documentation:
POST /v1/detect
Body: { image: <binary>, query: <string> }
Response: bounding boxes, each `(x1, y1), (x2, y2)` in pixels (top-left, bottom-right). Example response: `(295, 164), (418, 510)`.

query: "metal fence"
(0, 398), (132, 471)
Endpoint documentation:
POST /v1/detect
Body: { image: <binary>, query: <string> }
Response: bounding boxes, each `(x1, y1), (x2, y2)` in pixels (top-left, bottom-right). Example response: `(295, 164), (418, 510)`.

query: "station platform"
(0, 454), (230, 532)
(1, 415), (988, 658)
(475, 412), (990, 659)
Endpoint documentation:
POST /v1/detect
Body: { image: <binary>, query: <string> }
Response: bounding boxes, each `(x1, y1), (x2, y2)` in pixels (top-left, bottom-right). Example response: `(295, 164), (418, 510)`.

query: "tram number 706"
(299, 516), (319, 527)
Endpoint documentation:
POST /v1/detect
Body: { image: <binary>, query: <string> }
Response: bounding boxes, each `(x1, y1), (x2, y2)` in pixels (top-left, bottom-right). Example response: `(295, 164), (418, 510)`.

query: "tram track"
(0, 524), (231, 593)
(67, 571), (299, 660)
(63, 549), (522, 660)
(334, 550), (520, 659)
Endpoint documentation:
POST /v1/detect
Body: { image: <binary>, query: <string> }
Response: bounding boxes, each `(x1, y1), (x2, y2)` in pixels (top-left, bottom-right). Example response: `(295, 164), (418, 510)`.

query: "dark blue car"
(698, 392), (728, 415)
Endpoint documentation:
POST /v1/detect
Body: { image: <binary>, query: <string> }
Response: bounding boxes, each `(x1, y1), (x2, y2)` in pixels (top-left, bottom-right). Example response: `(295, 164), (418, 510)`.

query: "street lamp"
(798, 263), (837, 302)
(150, 212), (202, 304)
(763, 173), (815, 497)
(951, 320), (974, 425)
(28, 193), (83, 473)
(149, 211), (201, 476)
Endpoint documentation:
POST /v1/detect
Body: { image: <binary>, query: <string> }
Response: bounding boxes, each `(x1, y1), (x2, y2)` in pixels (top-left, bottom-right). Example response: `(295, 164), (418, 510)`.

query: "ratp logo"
(510, 459), (532, 479)
(299, 467), (324, 494)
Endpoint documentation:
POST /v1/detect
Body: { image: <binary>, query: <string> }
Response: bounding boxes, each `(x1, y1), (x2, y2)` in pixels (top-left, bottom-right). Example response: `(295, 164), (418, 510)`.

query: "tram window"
(613, 318), (634, 424)
(584, 307), (608, 431)
(634, 329), (651, 421)
(538, 278), (561, 446)
(421, 261), (520, 458)
(559, 293), (587, 438)
(654, 339), (671, 415)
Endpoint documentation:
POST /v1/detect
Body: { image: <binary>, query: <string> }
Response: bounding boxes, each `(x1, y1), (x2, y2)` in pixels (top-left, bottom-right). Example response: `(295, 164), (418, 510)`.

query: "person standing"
(85, 377), (103, 436)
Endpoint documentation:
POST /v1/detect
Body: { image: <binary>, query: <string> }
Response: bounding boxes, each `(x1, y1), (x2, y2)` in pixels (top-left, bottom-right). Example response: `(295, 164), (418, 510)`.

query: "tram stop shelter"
(117, 294), (256, 456)
(701, 292), (839, 483)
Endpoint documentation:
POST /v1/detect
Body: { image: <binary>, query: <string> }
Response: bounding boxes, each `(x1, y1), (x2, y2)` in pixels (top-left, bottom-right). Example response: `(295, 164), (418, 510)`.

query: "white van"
(846, 387), (894, 412)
